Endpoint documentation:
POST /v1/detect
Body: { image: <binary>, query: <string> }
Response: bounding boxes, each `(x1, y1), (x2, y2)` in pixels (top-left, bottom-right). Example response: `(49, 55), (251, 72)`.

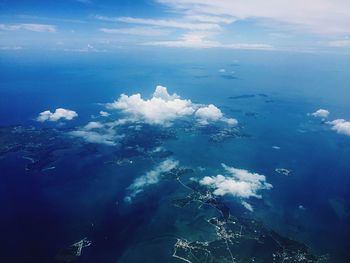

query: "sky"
(1, 0), (350, 53)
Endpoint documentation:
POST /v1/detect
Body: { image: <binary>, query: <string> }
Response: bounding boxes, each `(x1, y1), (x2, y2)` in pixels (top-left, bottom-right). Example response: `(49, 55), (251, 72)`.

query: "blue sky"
(1, 0), (350, 53)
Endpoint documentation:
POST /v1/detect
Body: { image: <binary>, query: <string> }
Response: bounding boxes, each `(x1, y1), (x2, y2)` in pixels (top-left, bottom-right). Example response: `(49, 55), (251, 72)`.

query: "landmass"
(275, 168), (292, 176)
(171, 172), (328, 263)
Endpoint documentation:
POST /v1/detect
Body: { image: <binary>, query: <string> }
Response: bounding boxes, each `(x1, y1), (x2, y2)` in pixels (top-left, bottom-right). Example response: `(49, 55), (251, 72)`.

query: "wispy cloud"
(100, 27), (169, 36)
(0, 23), (56, 32)
(76, 0), (92, 4)
(60, 44), (106, 53)
(68, 121), (122, 146)
(328, 39), (350, 47)
(157, 0), (350, 35)
(144, 32), (221, 48)
(144, 32), (273, 50)
(16, 15), (87, 24)
(69, 130), (115, 145)
(0, 46), (23, 50)
(95, 15), (220, 30)
(184, 14), (236, 24)
(3, 1), (348, 52)
(95, 3), (275, 50)
(125, 159), (179, 202)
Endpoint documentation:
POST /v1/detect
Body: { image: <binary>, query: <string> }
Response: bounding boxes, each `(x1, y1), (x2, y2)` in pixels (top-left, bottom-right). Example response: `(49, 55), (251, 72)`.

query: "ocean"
(0, 49), (349, 262)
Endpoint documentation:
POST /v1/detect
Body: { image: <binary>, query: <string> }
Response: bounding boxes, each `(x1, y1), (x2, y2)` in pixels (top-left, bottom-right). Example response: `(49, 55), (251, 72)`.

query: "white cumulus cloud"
(328, 119), (350, 136)
(200, 164), (272, 211)
(84, 121), (104, 130)
(195, 104), (223, 123)
(195, 104), (238, 125)
(125, 159), (179, 202)
(107, 86), (194, 125)
(99, 111), (110, 117)
(107, 85), (237, 126)
(37, 108), (78, 122)
(153, 85), (180, 100)
(311, 109), (330, 118)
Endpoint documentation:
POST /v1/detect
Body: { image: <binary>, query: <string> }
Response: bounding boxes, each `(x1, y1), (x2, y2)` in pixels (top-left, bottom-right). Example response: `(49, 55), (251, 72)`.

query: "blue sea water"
(0, 49), (350, 262)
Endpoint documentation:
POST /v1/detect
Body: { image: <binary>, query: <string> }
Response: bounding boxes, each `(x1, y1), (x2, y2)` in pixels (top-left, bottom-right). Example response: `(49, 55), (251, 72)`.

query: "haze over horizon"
(1, 0), (350, 53)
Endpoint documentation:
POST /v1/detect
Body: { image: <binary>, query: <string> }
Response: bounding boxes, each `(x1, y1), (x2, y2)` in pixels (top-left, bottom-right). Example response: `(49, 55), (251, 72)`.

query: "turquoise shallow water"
(0, 49), (349, 262)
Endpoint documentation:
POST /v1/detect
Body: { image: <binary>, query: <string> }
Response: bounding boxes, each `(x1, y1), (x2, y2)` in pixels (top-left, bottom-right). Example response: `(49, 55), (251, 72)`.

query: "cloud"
(195, 104), (237, 125)
(106, 85), (237, 126)
(99, 111), (110, 117)
(37, 108), (78, 122)
(0, 23), (56, 32)
(153, 85), (180, 100)
(0, 46), (23, 50)
(100, 27), (169, 36)
(328, 39), (350, 47)
(311, 109), (330, 118)
(96, 9), (273, 51)
(144, 32), (221, 48)
(143, 32), (273, 49)
(195, 104), (223, 123)
(107, 85), (194, 125)
(223, 118), (238, 126)
(184, 14), (236, 24)
(200, 164), (272, 210)
(241, 201), (254, 212)
(95, 15), (220, 30)
(60, 44), (106, 53)
(225, 43), (273, 50)
(68, 121), (121, 146)
(157, 0), (350, 35)
(84, 121), (104, 130)
(328, 119), (350, 136)
(94, 1), (346, 51)
(68, 130), (118, 145)
(125, 159), (179, 201)
(76, 0), (92, 4)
